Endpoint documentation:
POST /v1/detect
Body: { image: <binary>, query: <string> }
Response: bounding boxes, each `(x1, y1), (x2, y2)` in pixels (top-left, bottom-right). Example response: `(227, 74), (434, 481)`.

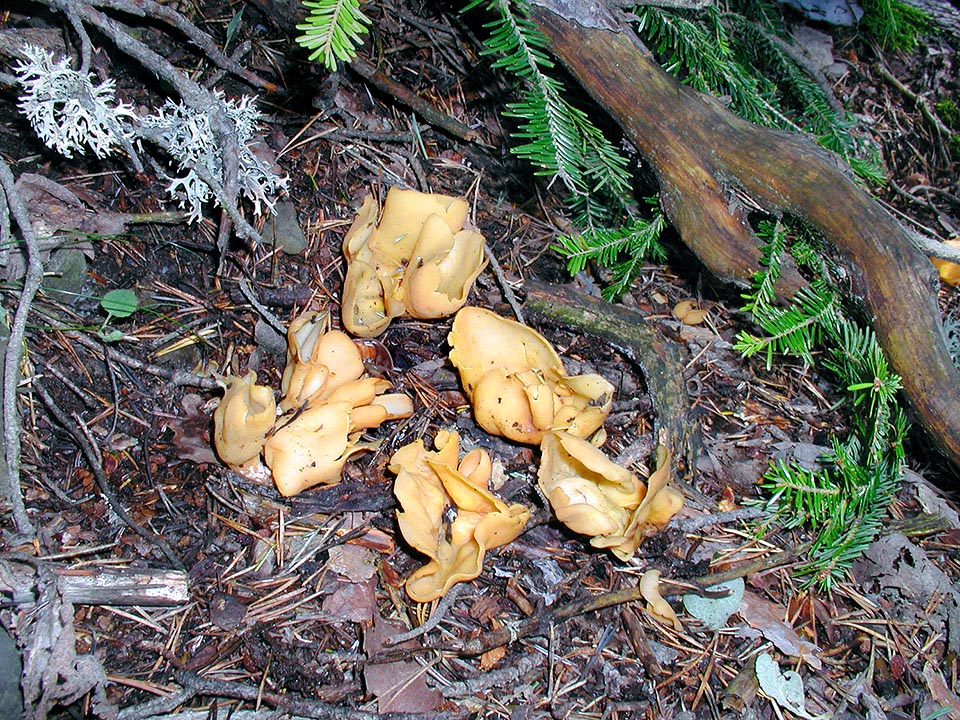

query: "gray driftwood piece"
(1, 562), (189, 606)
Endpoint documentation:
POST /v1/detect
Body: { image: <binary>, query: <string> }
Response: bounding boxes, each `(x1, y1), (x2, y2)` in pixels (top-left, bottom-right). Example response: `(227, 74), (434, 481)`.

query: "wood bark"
(528, 0), (960, 471)
(523, 279), (701, 476)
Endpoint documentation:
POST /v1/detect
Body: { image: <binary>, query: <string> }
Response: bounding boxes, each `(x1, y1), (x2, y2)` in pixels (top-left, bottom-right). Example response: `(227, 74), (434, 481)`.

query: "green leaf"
(100, 289), (139, 319)
(98, 329), (126, 343)
(225, 6), (245, 53)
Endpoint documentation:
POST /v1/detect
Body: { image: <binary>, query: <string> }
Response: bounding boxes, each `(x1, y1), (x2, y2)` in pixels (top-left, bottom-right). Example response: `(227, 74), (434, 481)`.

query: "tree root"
(523, 279), (701, 479)
(529, 2), (960, 471)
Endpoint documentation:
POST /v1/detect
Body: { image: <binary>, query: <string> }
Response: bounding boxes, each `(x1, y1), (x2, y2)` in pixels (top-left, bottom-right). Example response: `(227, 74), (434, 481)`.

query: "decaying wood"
(0, 561), (189, 606)
(523, 279), (700, 478)
(529, 0), (960, 470)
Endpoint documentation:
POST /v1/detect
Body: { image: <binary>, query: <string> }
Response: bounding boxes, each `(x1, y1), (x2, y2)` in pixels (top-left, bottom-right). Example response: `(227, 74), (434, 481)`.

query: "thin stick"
(176, 670), (467, 720)
(68, 331), (218, 390)
(0, 158), (39, 537)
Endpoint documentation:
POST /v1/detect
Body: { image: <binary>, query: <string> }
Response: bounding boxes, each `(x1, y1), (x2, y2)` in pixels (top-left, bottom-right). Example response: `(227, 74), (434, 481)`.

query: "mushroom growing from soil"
(279, 311), (368, 412)
(448, 307), (614, 444)
(391, 430), (530, 602)
(212, 371), (277, 476)
(341, 188), (487, 337)
(213, 311), (413, 497)
(538, 432), (683, 561)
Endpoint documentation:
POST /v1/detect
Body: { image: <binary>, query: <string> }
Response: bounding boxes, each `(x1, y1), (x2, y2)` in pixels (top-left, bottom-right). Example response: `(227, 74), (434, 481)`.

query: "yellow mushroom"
(449, 307), (614, 444)
(391, 430), (529, 602)
(263, 401), (365, 497)
(931, 238), (960, 286)
(639, 569), (683, 631)
(280, 313), (366, 412)
(237, 311), (416, 497)
(341, 188), (487, 337)
(537, 432), (683, 561)
(212, 372), (277, 474)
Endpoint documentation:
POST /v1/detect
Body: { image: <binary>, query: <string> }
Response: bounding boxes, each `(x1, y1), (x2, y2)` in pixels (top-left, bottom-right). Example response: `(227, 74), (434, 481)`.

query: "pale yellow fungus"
(341, 188), (487, 337)
(391, 430), (530, 602)
(448, 307), (613, 444)
(212, 371), (277, 473)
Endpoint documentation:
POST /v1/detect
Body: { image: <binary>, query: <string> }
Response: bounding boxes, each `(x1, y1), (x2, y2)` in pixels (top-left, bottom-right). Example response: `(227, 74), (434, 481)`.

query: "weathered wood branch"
(0, 561), (190, 606)
(528, 1), (960, 470)
(523, 279), (701, 477)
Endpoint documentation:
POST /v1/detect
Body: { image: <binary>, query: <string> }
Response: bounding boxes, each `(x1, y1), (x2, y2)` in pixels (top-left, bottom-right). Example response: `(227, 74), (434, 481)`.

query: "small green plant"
(296, 0), (372, 71)
(735, 221), (906, 590)
(934, 98), (959, 128)
(98, 288), (139, 342)
(860, 0), (930, 51)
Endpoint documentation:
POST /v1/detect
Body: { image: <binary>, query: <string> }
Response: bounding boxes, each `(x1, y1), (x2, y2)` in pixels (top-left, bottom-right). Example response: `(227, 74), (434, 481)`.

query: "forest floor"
(2, 0), (960, 718)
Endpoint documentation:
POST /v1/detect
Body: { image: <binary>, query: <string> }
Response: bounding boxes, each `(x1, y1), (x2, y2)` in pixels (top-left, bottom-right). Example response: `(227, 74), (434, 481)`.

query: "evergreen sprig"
(467, 0), (666, 296)
(632, 2), (887, 182)
(553, 213), (668, 299)
(466, 0), (632, 202)
(740, 222), (906, 590)
(296, 0), (371, 71)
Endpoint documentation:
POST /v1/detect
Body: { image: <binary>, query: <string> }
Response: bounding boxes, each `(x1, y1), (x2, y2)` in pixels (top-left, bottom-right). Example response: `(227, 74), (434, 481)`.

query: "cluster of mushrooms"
(213, 188), (684, 604)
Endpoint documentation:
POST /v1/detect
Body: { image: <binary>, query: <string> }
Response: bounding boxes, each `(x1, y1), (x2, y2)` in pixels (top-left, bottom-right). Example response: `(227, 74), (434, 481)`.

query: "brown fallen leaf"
(923, 662), (960, 720)
(363, 613), (442, 713)
(737, 591), (821, 670)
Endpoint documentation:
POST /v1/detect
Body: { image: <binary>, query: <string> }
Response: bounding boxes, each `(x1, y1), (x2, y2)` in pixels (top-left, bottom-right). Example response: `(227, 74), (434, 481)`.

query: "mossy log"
(529, 0), (960, 471)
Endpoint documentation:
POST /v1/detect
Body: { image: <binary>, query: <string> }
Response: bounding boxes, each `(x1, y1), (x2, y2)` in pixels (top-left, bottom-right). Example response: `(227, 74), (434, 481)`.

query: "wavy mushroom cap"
(341, 189), (484, 337)
(448, 307), (564, 391)
(212, 372), (277, 469)
(281, 324), (368, 411)
(263, 401), (364, 497)
(391, 431), (529, 602)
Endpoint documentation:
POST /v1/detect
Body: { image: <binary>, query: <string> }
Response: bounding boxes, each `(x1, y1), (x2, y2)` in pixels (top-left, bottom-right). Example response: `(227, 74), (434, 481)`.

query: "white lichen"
(13, 45), (287, 223)
(14, 45), (135, 159)
(138, 93), (288, 222)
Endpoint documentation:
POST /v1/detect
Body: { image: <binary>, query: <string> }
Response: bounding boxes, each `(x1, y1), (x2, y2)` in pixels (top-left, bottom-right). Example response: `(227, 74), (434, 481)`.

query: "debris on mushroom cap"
(341, 187), (487, 337)
(212, 371), (277, 473)
(448, 307), (614, 444)
(538, 432), (683, 561)
(263, 385), (413, 497)
(280, 312), (366, 412)
(391, 430), (530, 602)
(931, 238), (960, 286)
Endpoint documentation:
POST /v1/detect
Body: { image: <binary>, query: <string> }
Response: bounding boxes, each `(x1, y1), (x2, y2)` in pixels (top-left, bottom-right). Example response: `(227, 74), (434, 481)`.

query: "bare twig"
(484, 244), (525, 324)
(33, 0), (263, 251)
(0, 158), (40, 537)
(350, 56), (481, 144)
(90, 0), (279, 93)
(384, 584), (464, 646)
(116, 688), (197, 720)
(67, 331), (219, 390)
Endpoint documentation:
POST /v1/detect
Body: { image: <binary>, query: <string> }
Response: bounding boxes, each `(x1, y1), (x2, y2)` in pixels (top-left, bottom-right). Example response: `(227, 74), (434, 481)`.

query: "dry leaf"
(738, 591), (821, 670)
(363, 613), (442, 713)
